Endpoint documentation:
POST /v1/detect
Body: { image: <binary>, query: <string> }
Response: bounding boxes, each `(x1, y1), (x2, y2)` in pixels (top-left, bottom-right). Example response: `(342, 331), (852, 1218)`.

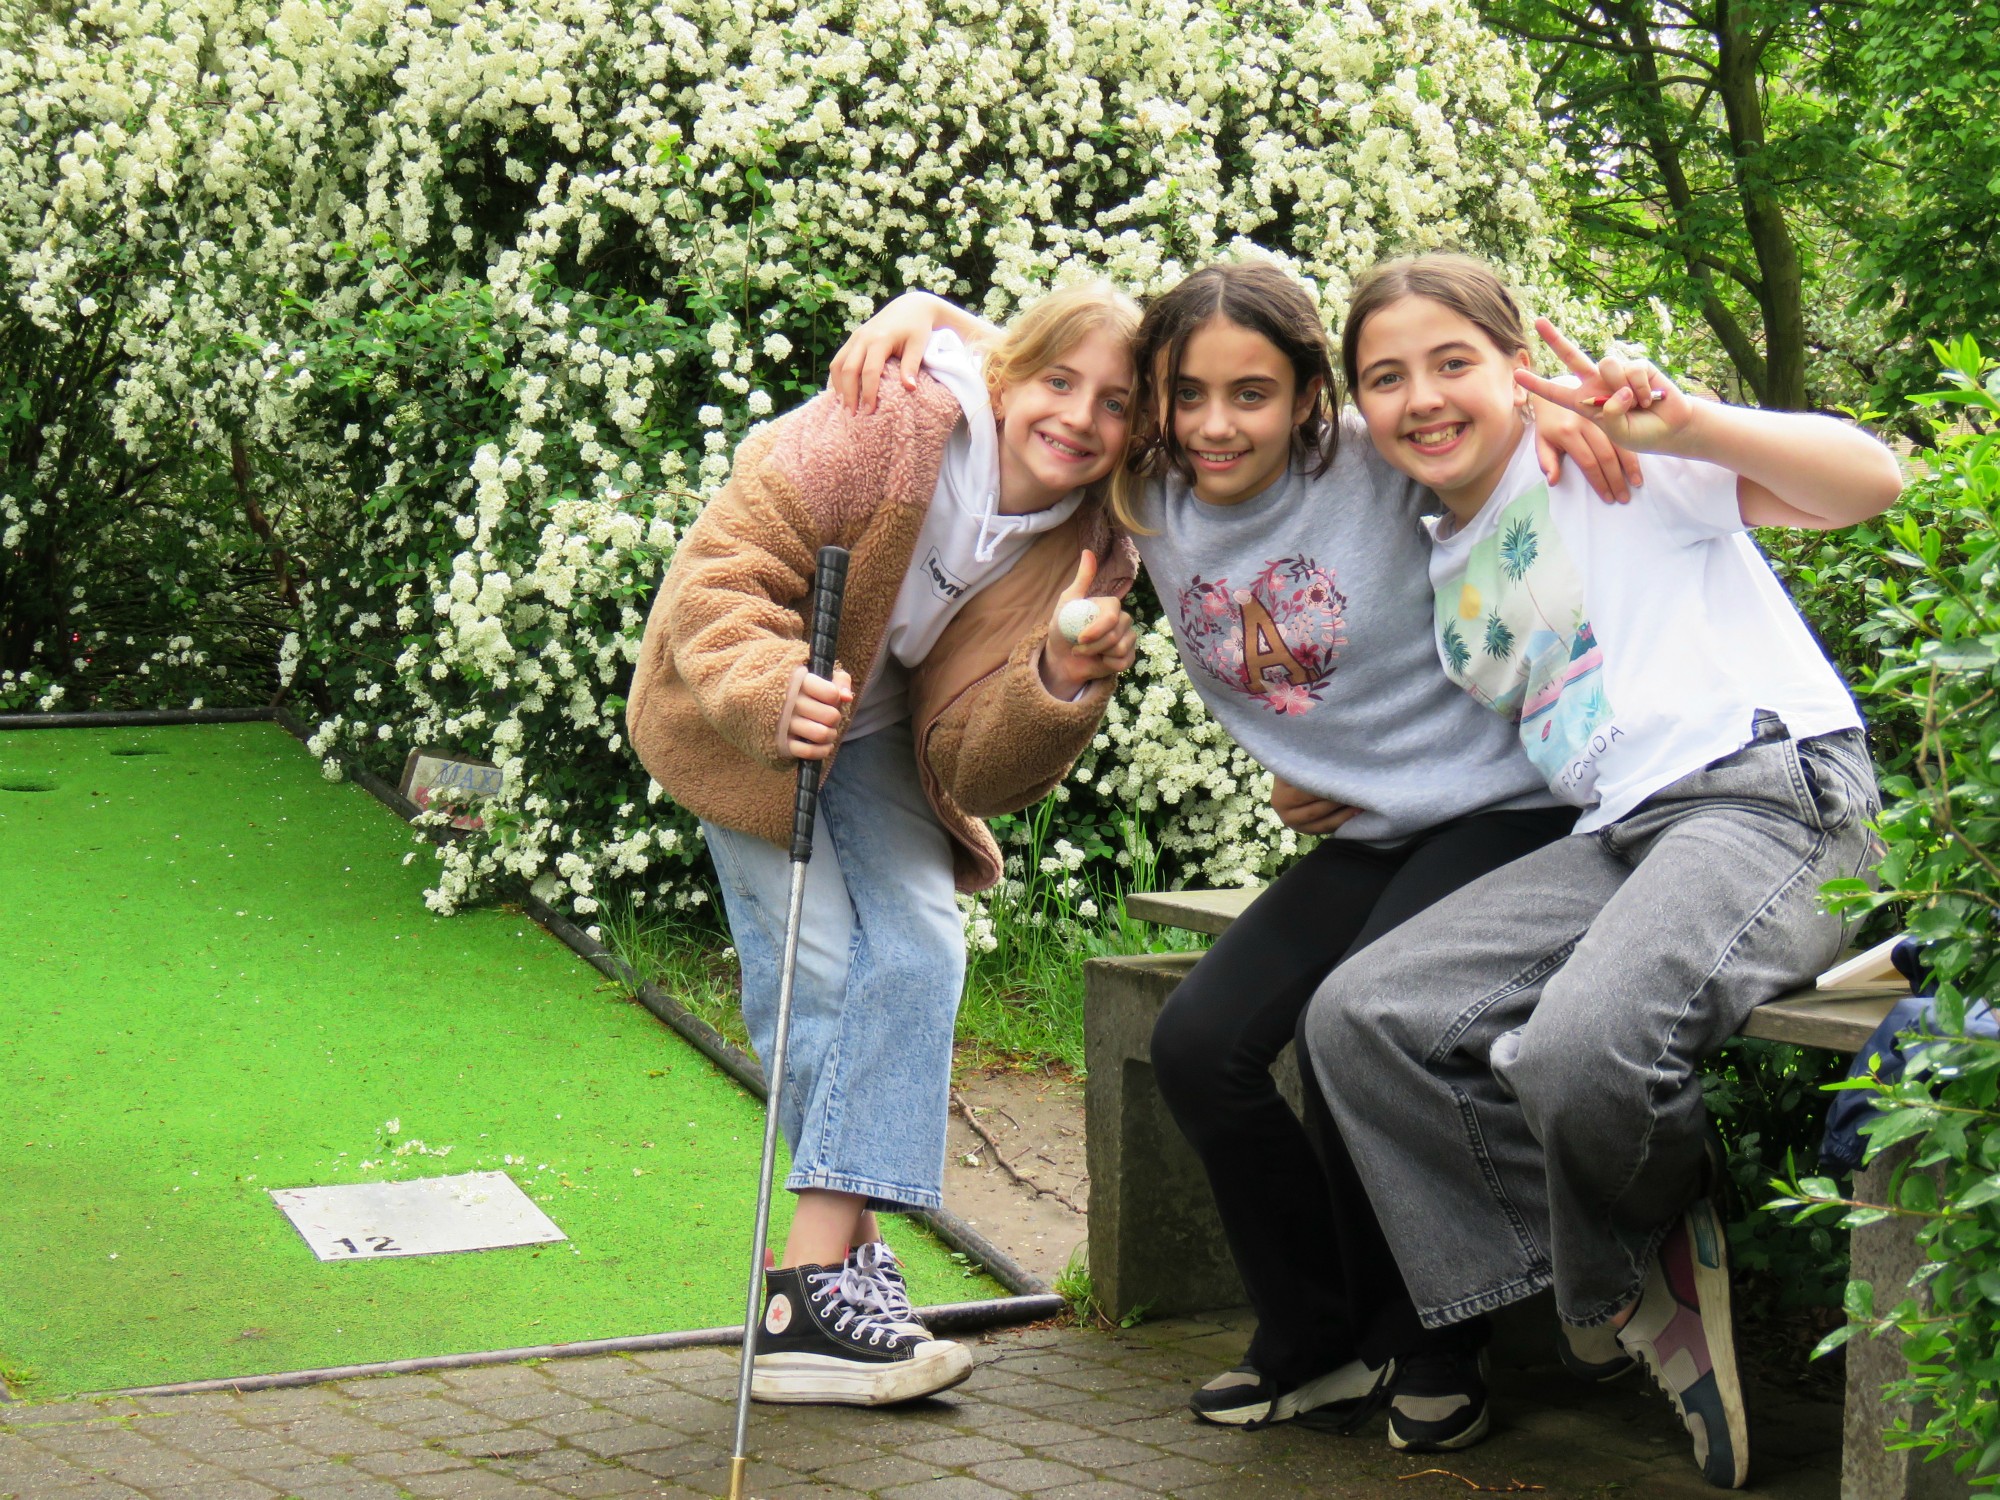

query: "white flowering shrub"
(3, 0), (1587, 912)
(0, 0), (337, 706)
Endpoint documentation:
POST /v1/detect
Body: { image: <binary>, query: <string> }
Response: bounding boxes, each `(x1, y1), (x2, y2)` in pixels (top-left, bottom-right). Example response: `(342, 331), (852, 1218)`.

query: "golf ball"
(1057, 598), (1101, 645)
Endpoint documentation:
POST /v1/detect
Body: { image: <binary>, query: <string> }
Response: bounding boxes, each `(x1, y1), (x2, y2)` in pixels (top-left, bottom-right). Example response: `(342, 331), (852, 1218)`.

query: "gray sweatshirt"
(1134, 411), (1562, 844)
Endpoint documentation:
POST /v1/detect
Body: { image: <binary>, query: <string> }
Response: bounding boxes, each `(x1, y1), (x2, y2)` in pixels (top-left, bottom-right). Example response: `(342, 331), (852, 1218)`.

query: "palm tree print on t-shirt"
(1433, 481), (1613, 789)
(1177, 557), (1347, 715)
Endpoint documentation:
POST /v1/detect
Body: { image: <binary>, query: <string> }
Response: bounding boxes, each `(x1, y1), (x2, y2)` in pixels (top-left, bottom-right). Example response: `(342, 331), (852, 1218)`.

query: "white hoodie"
(846, 330), (1084, 739)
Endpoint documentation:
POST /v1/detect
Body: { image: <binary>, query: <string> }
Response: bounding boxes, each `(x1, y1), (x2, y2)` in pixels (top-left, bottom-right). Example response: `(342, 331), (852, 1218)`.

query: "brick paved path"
(0, 1311), (1842, 1499)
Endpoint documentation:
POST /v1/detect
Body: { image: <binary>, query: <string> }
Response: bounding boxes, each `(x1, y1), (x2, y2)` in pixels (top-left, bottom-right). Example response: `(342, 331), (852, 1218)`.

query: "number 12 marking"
(332, 1234), (400, 1255)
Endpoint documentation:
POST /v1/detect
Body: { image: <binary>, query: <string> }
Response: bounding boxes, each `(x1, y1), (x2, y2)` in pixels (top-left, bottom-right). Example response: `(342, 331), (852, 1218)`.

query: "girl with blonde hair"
(629, 283), (1143, 1405)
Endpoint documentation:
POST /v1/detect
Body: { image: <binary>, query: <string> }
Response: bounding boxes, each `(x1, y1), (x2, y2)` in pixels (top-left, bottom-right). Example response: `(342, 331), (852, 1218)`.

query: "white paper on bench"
(1816, 934), (1904, 991)
(269, 1171), (567, 1260)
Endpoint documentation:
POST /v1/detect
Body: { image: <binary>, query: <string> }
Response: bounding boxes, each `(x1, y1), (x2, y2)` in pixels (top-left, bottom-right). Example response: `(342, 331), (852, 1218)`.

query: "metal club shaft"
(727, 544), (849, 1499)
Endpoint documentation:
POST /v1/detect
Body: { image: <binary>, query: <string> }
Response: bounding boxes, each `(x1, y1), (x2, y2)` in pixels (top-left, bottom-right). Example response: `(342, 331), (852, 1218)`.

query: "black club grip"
(790, 546), (850, 863)
(805, 546), (848, 683)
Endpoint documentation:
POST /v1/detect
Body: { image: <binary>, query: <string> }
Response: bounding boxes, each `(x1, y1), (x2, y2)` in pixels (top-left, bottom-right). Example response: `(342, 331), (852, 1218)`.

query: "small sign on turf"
(269, 1172), (566, 1260)
(399, 749), (506, 830)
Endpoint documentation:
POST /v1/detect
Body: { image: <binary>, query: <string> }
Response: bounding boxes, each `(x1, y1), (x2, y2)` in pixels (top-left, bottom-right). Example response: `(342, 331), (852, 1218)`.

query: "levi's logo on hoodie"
(924, 546), (967, 601)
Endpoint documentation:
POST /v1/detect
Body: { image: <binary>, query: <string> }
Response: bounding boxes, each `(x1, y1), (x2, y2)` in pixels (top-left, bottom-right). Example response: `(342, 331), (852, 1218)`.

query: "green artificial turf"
(0, 723), (996, 1397)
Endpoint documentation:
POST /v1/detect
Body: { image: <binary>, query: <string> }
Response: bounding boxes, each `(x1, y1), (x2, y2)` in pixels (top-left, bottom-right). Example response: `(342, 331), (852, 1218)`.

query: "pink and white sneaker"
(1615, 1197), (1748, 1488)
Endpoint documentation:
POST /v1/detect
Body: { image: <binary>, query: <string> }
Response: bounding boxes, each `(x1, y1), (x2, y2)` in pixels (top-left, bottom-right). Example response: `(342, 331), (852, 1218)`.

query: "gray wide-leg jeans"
(1304, 716), (1881, 1329)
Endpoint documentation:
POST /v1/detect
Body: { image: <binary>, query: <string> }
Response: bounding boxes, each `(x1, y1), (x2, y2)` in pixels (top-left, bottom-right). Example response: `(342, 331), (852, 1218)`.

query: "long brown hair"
(1341, 253), (1529, 400)
(1113, 261), (1339, 533)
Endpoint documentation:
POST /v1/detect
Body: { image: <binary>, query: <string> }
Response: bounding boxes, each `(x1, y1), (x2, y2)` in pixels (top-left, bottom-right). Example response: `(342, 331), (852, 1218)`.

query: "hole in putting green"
(107, 747), (166, 757)
(0, 781), (56, 793)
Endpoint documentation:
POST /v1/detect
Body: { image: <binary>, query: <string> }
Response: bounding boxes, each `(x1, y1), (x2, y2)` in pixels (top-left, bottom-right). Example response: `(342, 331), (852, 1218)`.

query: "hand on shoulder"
(1516, 317), (1901, 530)
(829, 291), (998, 413)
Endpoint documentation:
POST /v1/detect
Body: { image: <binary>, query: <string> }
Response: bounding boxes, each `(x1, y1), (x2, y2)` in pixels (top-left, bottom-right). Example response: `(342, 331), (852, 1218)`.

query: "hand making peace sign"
(1514, 318), (1697, 455)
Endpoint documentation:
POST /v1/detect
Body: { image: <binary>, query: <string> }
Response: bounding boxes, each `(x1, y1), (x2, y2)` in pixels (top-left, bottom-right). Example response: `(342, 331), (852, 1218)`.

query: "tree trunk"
(231, 435), (301, 612)
(1716, 2), (1808, 409)
(1607, 0), (1773, 405)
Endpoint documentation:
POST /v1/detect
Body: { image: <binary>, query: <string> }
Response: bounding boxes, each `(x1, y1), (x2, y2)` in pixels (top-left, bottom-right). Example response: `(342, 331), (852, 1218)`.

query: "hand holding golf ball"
(1040, 549), (1137, 699)
(1057, 597), (1102, 645)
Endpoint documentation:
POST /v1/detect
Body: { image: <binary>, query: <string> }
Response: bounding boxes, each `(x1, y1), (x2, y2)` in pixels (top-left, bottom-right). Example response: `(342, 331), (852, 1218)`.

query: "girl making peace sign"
(1307, 253), (1901, 1488)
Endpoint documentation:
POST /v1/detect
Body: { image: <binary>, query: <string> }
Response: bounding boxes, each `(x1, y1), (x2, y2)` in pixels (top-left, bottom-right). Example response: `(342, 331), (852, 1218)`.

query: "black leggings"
(1150, 806), (1576, 1385)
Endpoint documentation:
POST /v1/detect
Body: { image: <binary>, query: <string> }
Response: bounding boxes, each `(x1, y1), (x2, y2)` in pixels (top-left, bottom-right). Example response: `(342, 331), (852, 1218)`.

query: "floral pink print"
(1177, 557), (1346, 713)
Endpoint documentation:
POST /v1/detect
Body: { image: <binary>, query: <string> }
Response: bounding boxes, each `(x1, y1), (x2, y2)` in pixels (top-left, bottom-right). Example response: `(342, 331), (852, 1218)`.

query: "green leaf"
(1958, 1174), (2000, 1211)
(1921, 640), (1999, 669)
(1864, 1108), (1941, 1152)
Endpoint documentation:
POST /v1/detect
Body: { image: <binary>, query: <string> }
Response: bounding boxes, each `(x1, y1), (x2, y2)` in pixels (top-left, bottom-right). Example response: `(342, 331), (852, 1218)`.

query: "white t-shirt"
(847, 330), (1084, 740)
(1425, 429), (1861, 833)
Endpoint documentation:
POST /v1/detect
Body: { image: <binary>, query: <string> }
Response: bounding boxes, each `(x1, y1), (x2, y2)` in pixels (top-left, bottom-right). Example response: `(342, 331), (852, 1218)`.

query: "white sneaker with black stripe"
(1190, 1357), (1389, 1427)
(1386, 1350), (1490, 1452)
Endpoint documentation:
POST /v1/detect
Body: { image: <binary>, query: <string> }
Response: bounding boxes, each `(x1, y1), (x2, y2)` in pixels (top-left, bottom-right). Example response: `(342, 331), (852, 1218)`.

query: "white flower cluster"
(0, 668), (64, 714)
(1063, 619), (1310, 886)
(3, 0), (1584, 914)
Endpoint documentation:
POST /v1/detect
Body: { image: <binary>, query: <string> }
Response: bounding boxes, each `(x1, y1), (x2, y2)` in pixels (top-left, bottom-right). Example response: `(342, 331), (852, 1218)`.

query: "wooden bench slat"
(1735, 987), (1908, 1053)
(1128, 887), (1909, 1055)
(1124, 887), (1260, 935)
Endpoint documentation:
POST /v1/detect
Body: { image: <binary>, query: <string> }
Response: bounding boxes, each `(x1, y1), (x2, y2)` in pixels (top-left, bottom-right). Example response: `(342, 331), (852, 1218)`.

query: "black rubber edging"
(0, 706), (273, 731)
(96, 1293), (1067, 1399)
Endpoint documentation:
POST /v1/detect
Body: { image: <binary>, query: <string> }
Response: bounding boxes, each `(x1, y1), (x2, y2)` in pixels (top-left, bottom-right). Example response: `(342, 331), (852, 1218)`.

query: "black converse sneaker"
(750, 1261), (972, 1405)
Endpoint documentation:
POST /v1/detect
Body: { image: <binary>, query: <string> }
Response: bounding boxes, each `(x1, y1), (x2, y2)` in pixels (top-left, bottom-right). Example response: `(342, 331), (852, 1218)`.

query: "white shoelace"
(803, 1251), (929, 1348)
(843, 1242), (917, 1318)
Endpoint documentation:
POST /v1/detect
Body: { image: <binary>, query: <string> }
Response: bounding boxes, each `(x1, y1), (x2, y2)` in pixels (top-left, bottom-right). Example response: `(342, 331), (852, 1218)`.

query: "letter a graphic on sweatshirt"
(1237, 590), (1309, 691)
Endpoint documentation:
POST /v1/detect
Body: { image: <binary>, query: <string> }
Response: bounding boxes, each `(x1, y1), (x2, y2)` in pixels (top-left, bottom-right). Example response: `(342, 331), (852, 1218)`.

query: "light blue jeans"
(700, 722), (965, 1212)
(1305, 716), (1882, 1328)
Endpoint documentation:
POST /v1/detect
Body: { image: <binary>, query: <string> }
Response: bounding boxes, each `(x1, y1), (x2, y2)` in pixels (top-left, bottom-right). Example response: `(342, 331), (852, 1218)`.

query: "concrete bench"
(1084, 886), (1959, 1500)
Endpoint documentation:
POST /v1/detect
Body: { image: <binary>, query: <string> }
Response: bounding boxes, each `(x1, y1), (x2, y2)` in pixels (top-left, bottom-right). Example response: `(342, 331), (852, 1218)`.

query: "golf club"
(728, 543), (849, 1500)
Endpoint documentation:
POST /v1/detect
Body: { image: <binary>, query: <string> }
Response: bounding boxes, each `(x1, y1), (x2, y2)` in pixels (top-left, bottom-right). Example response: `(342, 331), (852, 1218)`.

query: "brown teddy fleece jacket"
(626, 369), (1139, 892)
